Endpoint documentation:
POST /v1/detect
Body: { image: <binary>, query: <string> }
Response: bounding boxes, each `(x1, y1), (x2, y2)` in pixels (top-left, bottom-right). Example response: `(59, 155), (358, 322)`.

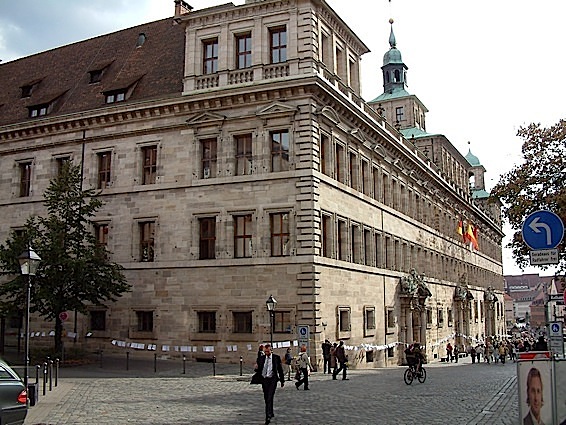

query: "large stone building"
(0, 0), (505, 368)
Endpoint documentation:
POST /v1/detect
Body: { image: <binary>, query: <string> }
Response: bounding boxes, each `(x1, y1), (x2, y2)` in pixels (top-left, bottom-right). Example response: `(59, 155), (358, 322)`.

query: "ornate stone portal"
(454, 274), (474, 350)
(483, 286), (498, 337)
(399, 269), (431, 352)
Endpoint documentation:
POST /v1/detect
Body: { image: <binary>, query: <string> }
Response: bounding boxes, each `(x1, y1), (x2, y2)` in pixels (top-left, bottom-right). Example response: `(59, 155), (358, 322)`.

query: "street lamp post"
(18, 246), (41, 390)
(265, 295), (277, 347)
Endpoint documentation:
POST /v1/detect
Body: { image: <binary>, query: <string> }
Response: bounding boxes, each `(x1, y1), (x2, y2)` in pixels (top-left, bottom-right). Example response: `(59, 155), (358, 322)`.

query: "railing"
(228, 69), (253, 85)
(263, 63), (289, 79)
(195, 75), (219, 90)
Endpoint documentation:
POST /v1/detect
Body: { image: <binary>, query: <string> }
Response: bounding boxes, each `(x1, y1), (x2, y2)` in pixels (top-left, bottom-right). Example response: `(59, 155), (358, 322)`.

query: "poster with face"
(518, 360), (553, 425)
(556, 361), (566, 425)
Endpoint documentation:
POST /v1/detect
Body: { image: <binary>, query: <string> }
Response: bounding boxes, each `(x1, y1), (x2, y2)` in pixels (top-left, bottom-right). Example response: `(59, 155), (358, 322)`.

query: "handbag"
(250, 372), (263, 385)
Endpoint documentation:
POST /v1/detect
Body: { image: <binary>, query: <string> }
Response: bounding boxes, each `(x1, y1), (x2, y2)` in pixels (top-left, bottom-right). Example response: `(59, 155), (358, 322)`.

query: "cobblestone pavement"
(25, 356), (519, 425)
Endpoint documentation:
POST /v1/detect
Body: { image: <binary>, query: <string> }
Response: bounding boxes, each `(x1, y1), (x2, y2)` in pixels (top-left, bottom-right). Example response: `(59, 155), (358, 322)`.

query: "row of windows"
(319, 133), (501, 262)
(202, 26), (287, 75)
(93, 212), (290, 262)
(14, 130), (289, 196)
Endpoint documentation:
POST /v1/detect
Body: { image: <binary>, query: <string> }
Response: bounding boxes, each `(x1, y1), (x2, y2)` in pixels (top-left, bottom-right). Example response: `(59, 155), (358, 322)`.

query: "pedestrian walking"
(333, 341), (348, 380)
(295, 345), (312, 391)
(470, 346), (476, 364)
(329, 342), (337, 376)
(322, 339), (332, 374)
(446, 343), (453, 363)
(254, 344), (285, 424)
(284, 348), (293, 381)
(453, 344), (459, 363)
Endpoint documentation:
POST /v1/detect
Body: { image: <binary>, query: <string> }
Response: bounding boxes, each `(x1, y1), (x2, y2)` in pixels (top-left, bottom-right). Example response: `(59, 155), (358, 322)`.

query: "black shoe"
(304, 388), (310, 390)
(332, 376), (337, 380)
(295, 382), (300, 390)
(265, 418), (270, 425)
(342, 378), (349, 380)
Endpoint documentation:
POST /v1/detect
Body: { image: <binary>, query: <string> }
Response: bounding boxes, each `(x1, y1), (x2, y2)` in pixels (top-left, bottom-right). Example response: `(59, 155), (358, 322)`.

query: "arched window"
(394, 69), (401, 82)
(385, 71), (390, 83)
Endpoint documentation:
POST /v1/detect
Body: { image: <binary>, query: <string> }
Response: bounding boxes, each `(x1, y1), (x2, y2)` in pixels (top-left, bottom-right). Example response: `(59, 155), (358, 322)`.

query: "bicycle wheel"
(403, 368), (413, 385)
(417, 367), (427, 383)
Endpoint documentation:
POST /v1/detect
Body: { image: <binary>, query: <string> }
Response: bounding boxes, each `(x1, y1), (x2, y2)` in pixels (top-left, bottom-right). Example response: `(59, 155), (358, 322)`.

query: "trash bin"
(28, 383), (38, 406)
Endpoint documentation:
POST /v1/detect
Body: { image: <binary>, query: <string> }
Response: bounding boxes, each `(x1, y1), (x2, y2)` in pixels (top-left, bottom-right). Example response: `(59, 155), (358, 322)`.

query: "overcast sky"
(1, 0), (564, 277)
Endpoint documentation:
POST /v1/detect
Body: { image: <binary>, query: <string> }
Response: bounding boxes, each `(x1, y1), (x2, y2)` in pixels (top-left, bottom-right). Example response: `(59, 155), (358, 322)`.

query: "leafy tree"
(0, 162), (130, 355)
(491, 119), (566, 272)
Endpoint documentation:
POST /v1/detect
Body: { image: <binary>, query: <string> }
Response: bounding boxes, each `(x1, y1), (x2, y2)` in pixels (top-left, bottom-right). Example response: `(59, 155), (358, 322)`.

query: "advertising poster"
(556, 361), (566, 425)
(517, 360), (553, 425)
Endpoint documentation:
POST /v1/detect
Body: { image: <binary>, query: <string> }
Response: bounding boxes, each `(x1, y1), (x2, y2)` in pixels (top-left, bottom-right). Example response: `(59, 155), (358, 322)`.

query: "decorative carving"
(400, 268), (431, 299)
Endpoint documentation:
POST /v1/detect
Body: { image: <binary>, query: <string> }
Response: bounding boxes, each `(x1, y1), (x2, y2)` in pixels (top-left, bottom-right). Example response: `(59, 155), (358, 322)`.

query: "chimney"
(174, 0), (193, 17)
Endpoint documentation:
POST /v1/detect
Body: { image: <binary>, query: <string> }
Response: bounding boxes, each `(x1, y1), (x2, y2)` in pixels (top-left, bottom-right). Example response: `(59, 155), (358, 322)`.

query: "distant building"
(0, 0), (505, 367)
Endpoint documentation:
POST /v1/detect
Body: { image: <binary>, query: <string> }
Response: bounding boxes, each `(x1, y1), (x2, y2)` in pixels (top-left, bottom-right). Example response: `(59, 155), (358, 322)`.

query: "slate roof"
(0, 18), (185, 127)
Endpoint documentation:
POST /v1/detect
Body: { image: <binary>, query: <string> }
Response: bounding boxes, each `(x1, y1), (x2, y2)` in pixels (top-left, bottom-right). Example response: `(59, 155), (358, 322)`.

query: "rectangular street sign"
(549, 294), (564, 301)
(549, 337), (565, 357)
(530, 249), (559, 265)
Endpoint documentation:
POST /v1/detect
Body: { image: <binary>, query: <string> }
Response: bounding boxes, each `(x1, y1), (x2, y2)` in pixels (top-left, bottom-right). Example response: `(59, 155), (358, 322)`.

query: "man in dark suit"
(255, 344), (285, 424)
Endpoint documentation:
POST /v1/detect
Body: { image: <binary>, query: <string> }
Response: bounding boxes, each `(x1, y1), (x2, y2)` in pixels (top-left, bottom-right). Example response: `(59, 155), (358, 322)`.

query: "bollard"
(35, 365), (40, 385)
(154, 353), (157, 373)
(240, 356), (243, 376)
(48, 359), (53, 391)
(126, 352), (129, 371)
(42, 362), (47, 396)
(213, 356), (216, 376)
(99, 350), (103, 368)
(55, 359), (59, 387)
(182, 355), (186, 375)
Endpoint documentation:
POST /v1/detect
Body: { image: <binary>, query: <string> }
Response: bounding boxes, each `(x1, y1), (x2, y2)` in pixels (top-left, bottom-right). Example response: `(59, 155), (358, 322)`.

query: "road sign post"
(522, 210), (564, 266)
(297, 325), (309, 352)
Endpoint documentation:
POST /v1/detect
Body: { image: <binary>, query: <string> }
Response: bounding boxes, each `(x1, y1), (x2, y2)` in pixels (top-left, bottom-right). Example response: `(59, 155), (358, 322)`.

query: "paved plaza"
(24, 355), (518, 425)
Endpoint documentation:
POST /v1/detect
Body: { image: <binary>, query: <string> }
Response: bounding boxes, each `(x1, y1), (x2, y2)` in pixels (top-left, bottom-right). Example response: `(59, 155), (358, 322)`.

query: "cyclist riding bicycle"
(405, 342), (425, 374)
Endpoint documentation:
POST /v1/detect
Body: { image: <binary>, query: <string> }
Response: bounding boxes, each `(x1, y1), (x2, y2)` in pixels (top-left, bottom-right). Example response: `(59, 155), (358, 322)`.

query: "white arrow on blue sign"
(522, 210), (564, 250)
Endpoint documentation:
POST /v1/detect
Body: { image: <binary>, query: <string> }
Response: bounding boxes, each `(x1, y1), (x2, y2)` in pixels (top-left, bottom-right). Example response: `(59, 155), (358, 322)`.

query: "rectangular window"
(426, 308), (433, 329)
(270, 212), (290, 257)
(448, 308), (453, 326)
(105, 90), (126, 104)
(136, 311), (153, 332)
(199, 217), (216, 260)
(234, 214), (252, 258)
(437, 308), (444, 327)
(97, 151), (112, 189)
(271, 130), (289, 172)
(19, 162), (32, 197)
(320, 134), (331, 176)
(270, 26), (287, 64)
(90, 311), (106, 331)
(386, 308), (395, 330)
(203, 38), (219, 74)
(351, 224), (360, 264)
(236, 33), (252, 69)
(198, 311), (216, 333)
(335, 144), (345, 184)
(349, 152), (358, 190)
(56, 157), (70, 176)
(322, 214), (332, 258)
(29, 104), (49, 118)
(235, 134), (252, 176)
(142, 145), (157, 185)
(139, 221), (155, 262)
(395, 106), (404, 122)
(274, 311), (292, 333)
(338, 307), (351, 332)
(361, 160), (369, 195)
(94, 223), (109, 248)
(337, 219), (347, 261)
(364, 307), (376, 331)
(201, 138), (217, 179)
(233, 311), (252, 333)
(364, 228), (372, 266)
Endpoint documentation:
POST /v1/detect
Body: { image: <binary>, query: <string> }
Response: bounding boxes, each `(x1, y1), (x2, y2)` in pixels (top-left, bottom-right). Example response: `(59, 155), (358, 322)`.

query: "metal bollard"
(182, 356), (186, 375)
(35, 365), (40, 385)
(154, 353), (157, 373)
(213, 356), (216, 376)
(48, 359), (53, 391)
(126, 352), (129, 371)
(42, 362), (47, 396)
(55, 359), (59, 387)
(240, 356), (243, 376)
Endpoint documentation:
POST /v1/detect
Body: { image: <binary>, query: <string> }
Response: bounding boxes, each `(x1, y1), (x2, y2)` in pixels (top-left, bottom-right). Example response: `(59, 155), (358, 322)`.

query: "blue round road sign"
(551, 323), (560, 333)
(522, 210), (564, 250)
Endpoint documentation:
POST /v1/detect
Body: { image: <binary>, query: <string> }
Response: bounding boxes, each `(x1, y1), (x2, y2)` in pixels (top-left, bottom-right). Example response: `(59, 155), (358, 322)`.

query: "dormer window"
(20, 79), (42, 98)
(89, 70), (104, 84)
(105, 90), (127, 104)
(29, 103), (49, 118)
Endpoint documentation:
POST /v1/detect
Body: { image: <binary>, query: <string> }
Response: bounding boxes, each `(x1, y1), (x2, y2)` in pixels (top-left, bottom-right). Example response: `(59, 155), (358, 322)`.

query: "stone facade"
(0, 0), (505, 368)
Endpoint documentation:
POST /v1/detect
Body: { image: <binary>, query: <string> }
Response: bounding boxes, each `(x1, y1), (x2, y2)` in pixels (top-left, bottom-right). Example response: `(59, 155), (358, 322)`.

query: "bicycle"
(403, 362), (426, 385)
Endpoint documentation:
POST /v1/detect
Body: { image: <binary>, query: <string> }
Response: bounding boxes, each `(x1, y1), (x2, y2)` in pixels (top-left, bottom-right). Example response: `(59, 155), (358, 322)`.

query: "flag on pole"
(457, 220), (463, 239)
(465, 224), (479, 250)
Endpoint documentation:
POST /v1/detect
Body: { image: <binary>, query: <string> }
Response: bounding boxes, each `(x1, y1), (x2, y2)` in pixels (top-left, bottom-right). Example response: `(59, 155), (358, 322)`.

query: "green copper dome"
(465, 149), (480, 166)
(383, 24), (403, 65)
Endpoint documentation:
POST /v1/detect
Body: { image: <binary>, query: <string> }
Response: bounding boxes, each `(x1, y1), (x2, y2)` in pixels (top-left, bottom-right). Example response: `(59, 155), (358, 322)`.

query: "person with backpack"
(295, 345), (312, 390)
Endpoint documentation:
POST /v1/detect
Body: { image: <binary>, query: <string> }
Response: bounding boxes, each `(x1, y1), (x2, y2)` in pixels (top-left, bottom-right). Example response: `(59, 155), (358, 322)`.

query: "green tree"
(491, 119), (566, 272)
(0, 162), (130, 355)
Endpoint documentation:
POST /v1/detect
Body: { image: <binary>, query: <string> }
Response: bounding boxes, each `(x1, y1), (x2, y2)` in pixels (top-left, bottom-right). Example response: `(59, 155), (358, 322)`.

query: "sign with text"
(297, 325), (309, 351)
(530, 249), (559, 265)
